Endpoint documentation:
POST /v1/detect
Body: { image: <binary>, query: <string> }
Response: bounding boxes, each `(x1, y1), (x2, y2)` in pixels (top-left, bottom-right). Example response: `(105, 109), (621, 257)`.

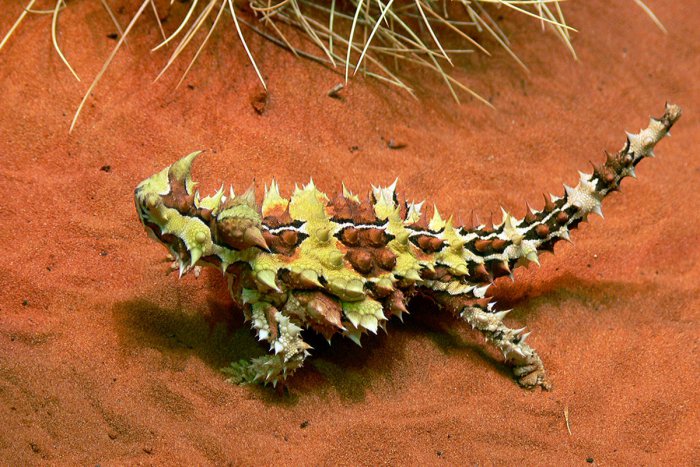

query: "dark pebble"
(387, 139), (406, 150)
(251, 91), (268, 115)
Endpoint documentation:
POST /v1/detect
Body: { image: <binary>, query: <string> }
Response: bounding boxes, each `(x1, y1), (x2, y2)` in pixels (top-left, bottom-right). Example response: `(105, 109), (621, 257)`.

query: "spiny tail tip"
(664, 103), (682, 124)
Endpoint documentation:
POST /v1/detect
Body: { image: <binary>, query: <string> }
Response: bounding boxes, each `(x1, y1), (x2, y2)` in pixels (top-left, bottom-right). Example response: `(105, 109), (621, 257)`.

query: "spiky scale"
(342, 182), (360, 204)
(298, 269), (322, 288)
(280, 230), (298, 246)
(341, 227), (359, 245)
(262, 180), (289, 217)
(342, 297), (386, 334)
(405, 200), (424, 225)
(376, 249), (397, 270)
(256, 269), (281, 292)
(429, 204), (446, 232)
(135, 104), (682, 391)
(374, 277), (395, 296)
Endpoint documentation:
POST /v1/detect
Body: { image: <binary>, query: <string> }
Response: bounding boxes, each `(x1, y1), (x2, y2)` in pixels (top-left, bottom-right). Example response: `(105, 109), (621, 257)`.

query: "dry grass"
(0, 0), (666, 131)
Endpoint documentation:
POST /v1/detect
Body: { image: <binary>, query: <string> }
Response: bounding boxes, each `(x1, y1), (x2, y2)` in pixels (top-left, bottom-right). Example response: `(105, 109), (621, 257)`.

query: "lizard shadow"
(111, 288), (405, 404)
(420, 270), (656, 348)
(111, 295), (256, 375)
(487, 271), (656, 321)
(112, 270), (655, 405)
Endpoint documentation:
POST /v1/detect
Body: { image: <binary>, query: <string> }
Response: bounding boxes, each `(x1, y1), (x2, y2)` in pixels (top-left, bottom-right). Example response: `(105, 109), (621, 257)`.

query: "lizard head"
(134, 151), (212, 275)
(134, 151), (269, 276)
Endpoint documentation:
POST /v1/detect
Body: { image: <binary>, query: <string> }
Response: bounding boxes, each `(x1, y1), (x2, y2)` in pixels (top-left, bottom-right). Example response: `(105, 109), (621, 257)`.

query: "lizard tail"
(522, 103), (682, 260)
(465, 103), (681, 280)
(524, 103), (681, 258)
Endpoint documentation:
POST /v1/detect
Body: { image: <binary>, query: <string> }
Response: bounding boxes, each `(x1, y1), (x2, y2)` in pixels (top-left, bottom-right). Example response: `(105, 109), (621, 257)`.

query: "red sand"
(1, 1), (698, 464)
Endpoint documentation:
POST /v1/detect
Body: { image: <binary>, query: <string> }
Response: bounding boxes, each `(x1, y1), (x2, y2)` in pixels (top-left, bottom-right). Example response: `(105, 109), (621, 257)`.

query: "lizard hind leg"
(461, 305), (551, 390)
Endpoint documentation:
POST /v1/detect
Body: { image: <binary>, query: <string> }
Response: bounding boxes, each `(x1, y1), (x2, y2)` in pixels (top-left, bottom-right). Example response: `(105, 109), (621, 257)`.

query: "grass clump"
(0, 1), (665, 131)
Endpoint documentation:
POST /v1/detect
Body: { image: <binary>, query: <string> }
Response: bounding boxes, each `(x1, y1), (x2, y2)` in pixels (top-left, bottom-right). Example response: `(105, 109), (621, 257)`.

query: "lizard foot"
(462, 306), (551, 390)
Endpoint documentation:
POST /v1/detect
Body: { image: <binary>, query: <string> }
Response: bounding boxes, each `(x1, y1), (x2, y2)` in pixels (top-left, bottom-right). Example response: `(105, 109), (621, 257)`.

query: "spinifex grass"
(0, 1), (665, 131)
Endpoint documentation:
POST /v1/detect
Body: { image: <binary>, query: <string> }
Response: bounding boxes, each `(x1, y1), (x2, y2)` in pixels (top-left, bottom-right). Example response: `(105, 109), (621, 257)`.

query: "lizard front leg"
(224, 300), (311, 388)
(461, 305), (550, 390)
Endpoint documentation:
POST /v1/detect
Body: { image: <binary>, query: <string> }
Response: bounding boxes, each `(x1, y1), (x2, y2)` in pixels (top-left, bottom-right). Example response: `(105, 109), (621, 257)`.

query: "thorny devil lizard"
(135, 103), (681, 390)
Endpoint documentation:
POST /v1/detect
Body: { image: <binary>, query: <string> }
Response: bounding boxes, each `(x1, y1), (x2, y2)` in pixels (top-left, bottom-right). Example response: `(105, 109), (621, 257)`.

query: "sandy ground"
(0, 0), (698, 464)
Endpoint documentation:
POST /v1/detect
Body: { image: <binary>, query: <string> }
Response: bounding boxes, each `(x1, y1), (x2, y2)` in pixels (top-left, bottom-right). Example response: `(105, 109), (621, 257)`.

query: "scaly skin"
(134, 104), (681, 390)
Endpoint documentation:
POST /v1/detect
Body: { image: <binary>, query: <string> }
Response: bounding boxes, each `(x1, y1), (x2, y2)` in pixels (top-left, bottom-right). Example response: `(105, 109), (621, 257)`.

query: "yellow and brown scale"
(134, 104), (681, 390)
